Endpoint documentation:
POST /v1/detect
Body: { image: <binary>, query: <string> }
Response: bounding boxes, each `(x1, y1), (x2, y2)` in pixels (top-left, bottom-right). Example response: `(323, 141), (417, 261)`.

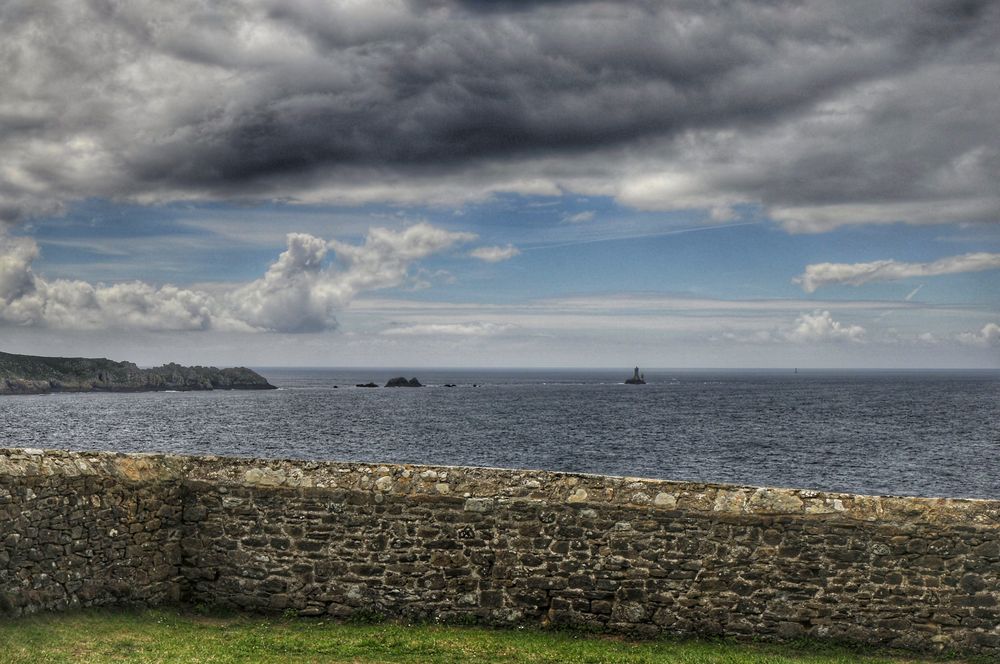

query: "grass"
(0, 608), (977, 664)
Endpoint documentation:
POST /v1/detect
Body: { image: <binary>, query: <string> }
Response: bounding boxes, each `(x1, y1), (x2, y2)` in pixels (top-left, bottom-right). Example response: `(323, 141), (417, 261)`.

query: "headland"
(0, 350), (275, 395)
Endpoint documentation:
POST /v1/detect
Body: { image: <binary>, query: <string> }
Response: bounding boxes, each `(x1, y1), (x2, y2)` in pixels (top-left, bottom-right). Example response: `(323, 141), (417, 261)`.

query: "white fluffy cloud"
(715, 310), (867, 345)
(469, 244), (521, 263)
(0, 234), (37, 303)
(796, 252), (1000, 292)
(784, 310), (866, 343)
(0, 233), (232, 331)
(227, 233), (338, 333)
(0, 223), (474, 333)
(328, 224), (477, 295)
(956, 322), (1000, 347)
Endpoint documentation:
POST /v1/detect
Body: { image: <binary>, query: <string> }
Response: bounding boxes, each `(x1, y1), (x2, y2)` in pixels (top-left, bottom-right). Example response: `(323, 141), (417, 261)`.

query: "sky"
(1, 0), (998, 368)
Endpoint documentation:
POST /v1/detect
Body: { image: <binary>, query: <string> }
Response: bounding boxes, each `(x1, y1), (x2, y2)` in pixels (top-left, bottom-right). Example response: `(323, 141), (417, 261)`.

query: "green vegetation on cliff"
(0, 350), (275, 395)
(0, 609), (962, 664)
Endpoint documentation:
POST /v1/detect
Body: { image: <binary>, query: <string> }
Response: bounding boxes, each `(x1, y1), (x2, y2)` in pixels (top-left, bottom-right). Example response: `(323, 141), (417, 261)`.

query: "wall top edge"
(1, 447), (997, 526)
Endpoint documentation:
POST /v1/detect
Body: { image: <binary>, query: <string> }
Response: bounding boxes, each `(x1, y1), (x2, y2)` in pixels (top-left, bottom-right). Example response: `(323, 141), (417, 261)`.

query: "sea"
(2, 368), (997, 499)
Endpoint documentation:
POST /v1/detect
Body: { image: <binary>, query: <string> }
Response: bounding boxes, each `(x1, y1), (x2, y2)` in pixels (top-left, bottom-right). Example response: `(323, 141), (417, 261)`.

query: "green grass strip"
(0, 608), (979, 664)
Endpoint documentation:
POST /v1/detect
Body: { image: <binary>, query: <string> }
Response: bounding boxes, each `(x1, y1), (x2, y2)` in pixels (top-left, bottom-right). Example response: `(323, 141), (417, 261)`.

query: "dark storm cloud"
(1, 0), (998, 230)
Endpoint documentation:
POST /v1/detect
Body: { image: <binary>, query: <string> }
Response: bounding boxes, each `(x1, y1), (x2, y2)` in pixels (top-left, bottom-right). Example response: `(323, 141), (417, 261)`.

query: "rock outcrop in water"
(385, 376), (422, 387)
(0, 350), (275, 395)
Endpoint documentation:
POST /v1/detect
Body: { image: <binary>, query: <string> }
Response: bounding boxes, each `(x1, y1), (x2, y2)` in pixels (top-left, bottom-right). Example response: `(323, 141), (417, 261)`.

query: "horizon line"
(242, 365), (1000, 372)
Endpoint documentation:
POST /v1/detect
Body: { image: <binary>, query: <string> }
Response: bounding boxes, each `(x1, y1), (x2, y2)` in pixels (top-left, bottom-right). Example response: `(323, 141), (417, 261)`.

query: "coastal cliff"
(0, 351), (275, 395)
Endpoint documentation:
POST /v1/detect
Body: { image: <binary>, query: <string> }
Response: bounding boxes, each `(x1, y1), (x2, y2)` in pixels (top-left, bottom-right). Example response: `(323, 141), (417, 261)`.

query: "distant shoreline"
(0, 350), (276, 396)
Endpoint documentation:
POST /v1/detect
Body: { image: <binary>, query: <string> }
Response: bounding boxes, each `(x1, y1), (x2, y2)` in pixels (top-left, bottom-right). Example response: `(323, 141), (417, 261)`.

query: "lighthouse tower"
(625, 366), (646, 384)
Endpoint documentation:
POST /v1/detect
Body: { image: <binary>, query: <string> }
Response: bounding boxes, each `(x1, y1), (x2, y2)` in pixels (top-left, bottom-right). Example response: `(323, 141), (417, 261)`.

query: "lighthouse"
(625, 366), (646, 385)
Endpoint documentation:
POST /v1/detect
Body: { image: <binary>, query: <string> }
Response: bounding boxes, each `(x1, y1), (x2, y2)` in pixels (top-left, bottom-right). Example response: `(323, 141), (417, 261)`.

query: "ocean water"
(1, 368), (997, 499)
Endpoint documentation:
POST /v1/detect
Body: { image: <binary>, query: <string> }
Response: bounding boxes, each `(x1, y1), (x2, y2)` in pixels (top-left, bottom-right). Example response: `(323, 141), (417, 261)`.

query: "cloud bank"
(784, 310), (866, 343)
(382, 322), (515, 337)
(718, 310), (867, 344)
(956, 322), (1000, 347)
(1, 0), (998, 231)
(796, 252), (1000, 292)
(0, 223), (473, 332)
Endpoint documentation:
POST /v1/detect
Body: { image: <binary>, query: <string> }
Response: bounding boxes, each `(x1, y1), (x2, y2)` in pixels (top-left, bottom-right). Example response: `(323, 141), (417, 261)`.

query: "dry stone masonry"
(0, 450), (182, 613)
(1, 448), (998, 655)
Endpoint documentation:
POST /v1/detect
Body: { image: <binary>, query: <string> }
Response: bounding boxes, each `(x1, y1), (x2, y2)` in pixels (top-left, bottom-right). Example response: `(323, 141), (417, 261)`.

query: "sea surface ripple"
(1, 368), (997, 499)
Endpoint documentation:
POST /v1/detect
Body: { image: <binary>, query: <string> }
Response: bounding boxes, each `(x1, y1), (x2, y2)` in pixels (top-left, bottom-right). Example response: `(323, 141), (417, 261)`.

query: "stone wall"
(0, 449), (183, 614)
(2, 449), (998, 655)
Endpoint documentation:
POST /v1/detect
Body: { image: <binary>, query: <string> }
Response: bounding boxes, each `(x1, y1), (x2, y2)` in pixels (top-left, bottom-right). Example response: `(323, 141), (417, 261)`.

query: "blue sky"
(3, 194), (997, 368)
(21, 196), (1000, 307)
(1, 2), (998, 368)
